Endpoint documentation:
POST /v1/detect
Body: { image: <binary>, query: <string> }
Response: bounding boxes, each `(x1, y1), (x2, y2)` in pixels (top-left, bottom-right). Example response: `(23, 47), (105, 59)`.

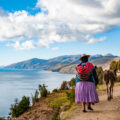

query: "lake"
(0, 69), (75, 118)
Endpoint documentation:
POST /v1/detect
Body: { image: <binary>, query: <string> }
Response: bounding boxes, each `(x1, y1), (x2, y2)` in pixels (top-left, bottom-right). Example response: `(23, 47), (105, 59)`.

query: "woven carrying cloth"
(76, 62), (94, 81)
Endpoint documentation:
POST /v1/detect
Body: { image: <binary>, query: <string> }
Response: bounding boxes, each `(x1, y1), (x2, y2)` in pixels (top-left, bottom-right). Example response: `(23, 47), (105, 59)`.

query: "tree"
(66, 88), (75, 104)
(10, 96), (30, 117)
(60, 81), (69, 90)
(117, 60), (120, 71)
(96, 67), (104, 84)
(38, 84), (48, 97)
(110, 61), (117, 70)
(68, 77), (76, 88)
(32, 90), (39, 105)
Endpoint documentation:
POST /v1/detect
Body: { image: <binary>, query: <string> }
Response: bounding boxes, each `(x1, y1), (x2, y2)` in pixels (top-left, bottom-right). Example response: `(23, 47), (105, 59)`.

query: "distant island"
(5, 54), (119, 74)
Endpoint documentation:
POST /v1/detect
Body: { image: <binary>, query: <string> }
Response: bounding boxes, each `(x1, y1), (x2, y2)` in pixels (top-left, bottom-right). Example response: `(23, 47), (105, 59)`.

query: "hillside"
(5, 54), (118, 74)
(4, 83), (120, 120)
(6, 58), (48, 69)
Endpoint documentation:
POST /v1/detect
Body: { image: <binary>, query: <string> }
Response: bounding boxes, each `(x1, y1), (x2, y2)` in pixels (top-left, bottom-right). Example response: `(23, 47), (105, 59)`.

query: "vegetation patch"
(51, 107), (60, 120)
(61, 103), (80, 120)
(10, 96), (30, 117)
(49, 96), (69, 108)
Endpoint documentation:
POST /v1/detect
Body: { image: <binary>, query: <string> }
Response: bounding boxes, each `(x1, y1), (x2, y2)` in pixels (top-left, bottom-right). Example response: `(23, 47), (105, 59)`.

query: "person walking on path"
(75, 54), (99, 112)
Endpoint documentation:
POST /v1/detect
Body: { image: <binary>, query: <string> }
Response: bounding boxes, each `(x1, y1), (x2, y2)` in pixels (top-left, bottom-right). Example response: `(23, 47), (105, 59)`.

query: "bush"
(117, 61), (120, 71)
(52, 88), (59, 93)
(60, 81), (69, 90)
(32, 90), (39, 106)
(69, 78), (76, 88)
(110, 60), (120, 71)
(96, 67), (104, 84)
(39, 84), (48, 97)
(117, 76), (120, 82)
(51, 107), (60, 120)
(49, 97), (68, 108)
(66, 88), (75, 104)
(10, 96), (30, 117)
(110, 61), (117, 70)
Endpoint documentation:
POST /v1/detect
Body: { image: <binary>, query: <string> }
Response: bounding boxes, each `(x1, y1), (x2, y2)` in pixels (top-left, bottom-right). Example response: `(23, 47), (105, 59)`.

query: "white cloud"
(7, 40), (36, 50)
(1, 0), (120, 49)
(7, 41), (20, 49)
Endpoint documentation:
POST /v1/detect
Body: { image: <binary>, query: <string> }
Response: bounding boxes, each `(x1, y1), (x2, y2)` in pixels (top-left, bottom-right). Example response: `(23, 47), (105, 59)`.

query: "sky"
(0, 0), (120, 66)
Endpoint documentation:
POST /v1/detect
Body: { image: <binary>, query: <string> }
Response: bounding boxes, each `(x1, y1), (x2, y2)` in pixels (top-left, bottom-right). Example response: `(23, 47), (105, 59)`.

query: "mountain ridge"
(5, 54), (119, 73)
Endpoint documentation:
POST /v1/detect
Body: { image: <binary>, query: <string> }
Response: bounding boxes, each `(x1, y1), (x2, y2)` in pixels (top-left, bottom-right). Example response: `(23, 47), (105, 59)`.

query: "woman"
(75, 54), (99, 112)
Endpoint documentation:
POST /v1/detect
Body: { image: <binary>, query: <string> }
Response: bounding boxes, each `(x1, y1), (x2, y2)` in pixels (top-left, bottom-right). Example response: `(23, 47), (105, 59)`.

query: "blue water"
(0, 69), (75, 118)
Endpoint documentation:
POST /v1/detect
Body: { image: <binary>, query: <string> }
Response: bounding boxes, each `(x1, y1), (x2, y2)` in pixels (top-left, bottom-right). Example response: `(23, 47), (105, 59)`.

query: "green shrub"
(32, 90), (39, 105)
(49, 97), (68, 108)
(117, 76), (120, 82)
(39, 84), (48, 97)
(52, 88), (59, 93)
(110, 60), (120, 71)
(66, 88), (75, 104)
(110, 61), (117, 70)
(69, 78), (76, 88)
(60, 81), (69, 90)
(116, 61), (120, 71)
(10, 96), (30, 117)
(96, 67), (104, 84)
(51, 107), (60, 120)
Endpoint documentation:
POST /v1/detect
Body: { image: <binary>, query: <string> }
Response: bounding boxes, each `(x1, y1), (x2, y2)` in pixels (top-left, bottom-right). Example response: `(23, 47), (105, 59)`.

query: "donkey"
(104, 69), (117, 101)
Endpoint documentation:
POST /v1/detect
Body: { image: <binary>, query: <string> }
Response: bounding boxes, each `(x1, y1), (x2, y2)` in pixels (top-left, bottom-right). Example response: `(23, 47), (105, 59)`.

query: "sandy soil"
(66, 86), (120, 120)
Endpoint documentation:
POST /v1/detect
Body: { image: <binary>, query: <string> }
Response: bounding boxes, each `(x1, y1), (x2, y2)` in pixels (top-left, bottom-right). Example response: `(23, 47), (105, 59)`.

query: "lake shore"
(0, 69), (74, 118)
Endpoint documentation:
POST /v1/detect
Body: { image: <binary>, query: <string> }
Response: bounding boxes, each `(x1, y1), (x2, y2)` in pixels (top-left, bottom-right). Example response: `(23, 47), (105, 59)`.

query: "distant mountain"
(6, 58), (48, 69)
(58, 55), (118, 73)
(104, 53), (115, 57)
(5, 54), (118, 74)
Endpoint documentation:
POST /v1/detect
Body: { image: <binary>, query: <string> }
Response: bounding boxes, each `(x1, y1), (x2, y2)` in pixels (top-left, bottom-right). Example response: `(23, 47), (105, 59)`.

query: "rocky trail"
(66, 85), (120, 120)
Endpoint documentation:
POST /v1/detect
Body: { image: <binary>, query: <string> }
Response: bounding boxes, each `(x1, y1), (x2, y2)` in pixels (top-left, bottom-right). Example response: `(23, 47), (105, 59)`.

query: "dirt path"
(66, 86), (120, 120)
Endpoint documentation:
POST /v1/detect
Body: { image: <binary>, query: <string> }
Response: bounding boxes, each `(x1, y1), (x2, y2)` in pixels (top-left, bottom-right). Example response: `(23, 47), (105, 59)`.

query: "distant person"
(75, 54), (99, 112)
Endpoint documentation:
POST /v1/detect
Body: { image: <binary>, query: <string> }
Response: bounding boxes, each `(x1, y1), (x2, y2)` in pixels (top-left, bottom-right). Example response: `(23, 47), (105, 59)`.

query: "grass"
(97, 84), (106, 91)
(61, 103), (81, 120)
(115, 82), (120, 86)
(45, 91), (71, 120)
(49, 97), (69, 108)
(32, 82), (120, 120)
(45, 91), (70, 108)
(96, 82), (120, 91)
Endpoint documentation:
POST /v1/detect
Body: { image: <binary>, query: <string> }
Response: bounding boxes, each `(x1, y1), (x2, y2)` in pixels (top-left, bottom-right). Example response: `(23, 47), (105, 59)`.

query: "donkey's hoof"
(107, 97), (111, 101)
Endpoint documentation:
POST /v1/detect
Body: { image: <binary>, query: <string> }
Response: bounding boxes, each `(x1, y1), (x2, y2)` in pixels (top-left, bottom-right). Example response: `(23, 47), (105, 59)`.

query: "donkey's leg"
(111, 86), (113, 99)
(111, 83), (114, 99)
(109, 80), (114, 100)
(110, 85), (112, 100)
(106, 84), (110, 101)
(106, 84), (109, 95)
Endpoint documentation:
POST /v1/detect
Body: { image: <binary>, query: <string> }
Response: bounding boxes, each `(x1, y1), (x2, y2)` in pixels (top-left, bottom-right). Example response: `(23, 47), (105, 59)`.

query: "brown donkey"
(104, 69), (117, 101)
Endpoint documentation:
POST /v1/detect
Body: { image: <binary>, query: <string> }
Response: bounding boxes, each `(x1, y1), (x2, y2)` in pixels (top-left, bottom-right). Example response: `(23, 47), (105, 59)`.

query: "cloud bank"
(0, 0), (120, 49)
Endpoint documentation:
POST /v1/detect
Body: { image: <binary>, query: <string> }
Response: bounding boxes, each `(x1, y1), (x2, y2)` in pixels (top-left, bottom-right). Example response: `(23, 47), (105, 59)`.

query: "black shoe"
(92, 103), (95, 105)
(88, 107), (93, 111)
(82, 109), (87, 112)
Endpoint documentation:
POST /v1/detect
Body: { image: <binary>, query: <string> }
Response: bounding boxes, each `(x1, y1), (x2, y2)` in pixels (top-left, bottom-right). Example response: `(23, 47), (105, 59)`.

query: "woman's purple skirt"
(75, 81), (99, 103)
